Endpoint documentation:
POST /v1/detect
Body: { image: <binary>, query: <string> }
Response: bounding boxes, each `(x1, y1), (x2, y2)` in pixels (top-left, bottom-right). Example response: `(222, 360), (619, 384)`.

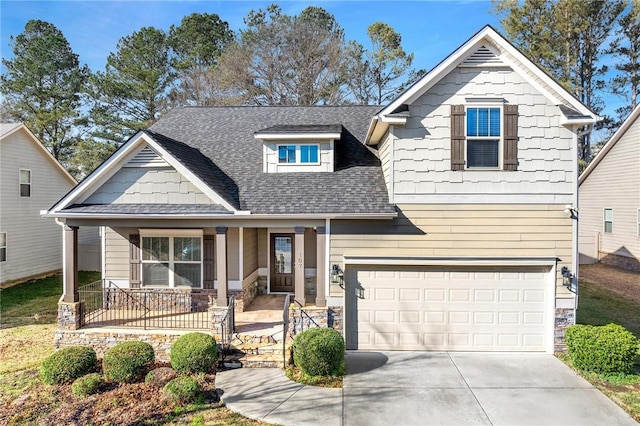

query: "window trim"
(464, 105), (503, 170)
(19, 169), (31, 197)
(603, 208), (613, 234)
(0, 232), (6, 262)
(139, 229), (203, 288)
(277, 144), (320, 165)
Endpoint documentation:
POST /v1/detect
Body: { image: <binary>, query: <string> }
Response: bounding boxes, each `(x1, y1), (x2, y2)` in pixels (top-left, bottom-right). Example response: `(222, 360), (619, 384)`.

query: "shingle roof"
(145, 106), (395, 215)
(0, 122), (22, 138)
(63, 203), (231, 215)
(255, 124), (343, 134)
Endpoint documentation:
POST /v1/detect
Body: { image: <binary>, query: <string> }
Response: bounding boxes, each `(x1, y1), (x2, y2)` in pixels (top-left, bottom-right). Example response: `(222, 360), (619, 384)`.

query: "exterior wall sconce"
(564, 204), (578, 220)
(330, 264), (344, 286)
(561, 266), (576, 292)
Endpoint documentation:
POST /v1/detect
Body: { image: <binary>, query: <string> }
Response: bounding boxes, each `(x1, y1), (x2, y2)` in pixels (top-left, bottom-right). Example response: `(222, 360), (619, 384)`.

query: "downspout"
(55, 218), (68, 304)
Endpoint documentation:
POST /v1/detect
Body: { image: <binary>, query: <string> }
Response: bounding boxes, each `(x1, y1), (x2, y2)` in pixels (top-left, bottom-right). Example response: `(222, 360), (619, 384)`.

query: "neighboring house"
(45, 26), (597, 354)
(579, 104), (640, 271)
(0, 123), (100, 286)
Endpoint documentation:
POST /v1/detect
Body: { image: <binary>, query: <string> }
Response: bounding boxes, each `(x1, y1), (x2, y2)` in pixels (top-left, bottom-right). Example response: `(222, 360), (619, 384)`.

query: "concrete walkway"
(215, 351), (638, 426)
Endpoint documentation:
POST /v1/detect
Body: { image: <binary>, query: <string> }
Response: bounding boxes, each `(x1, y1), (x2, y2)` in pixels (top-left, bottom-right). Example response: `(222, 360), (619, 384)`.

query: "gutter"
(41, 211), (398, 221)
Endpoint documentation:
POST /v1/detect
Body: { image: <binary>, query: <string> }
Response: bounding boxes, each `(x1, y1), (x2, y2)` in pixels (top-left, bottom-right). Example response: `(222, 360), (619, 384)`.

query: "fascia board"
(44, 211), (397, 220)
(580, 103), (640, 184)
(254, 132), (341, 140)
(343, 255), (558, 266)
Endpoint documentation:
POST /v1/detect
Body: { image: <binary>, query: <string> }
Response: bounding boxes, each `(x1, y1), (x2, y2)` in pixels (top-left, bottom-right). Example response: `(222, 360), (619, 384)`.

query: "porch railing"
(219, 293), (235, 356)
(78, 280), (209, 330)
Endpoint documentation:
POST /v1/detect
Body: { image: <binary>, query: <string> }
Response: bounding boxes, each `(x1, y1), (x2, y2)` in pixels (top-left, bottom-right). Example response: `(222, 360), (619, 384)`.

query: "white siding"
(579, 114), (640, 262)
(84, 167), (214, 205)
(377, 129), (392, 201)
(264, 141), (334, 173)
(392, 66), (575, 204)
(0, 128), (75, 283)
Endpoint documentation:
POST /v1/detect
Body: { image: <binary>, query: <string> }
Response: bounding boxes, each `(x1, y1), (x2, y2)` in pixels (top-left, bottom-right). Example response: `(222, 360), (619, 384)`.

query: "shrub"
(292, 327), (345, 376)
(103, 341), (155, 383)
(566, 323), (639, 374)
(71, 373), (104, 397)
(170, 333), (217, 374)
(162, 376), (203, 403)
(40, 346), (98, 385)
(145, 367), (178, 388)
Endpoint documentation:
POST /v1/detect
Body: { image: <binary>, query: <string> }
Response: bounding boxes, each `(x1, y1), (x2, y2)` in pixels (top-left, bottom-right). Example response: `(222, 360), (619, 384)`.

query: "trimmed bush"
(71, 373), (104, 397)
(40, 346), (98, 385)
(162, 376), (203, 403)
(145, 367), (178, 388)
(293, 327), (345, 376)
(566, 323), (639, 374)
(170, 333), (217, 374)
(103, 341), (155, 383)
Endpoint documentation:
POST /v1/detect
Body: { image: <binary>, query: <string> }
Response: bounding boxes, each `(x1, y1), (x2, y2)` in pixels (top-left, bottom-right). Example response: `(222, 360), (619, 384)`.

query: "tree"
(168, 13), (234, 106)
(90, 26), (174, 145)
(608, 0), (640, 122)
(217, 4), (346, 105)
(0, 20), (89, 163)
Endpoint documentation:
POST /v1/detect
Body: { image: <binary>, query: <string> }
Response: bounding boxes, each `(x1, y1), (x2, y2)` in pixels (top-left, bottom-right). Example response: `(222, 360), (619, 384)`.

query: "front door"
(270, 234), (294, 292)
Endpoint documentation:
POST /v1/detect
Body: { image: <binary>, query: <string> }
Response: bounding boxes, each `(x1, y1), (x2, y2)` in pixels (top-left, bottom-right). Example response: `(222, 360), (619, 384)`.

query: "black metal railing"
(78, 280), (209, 330)
(220, 293), (235, 354)
(283, 293), (292, 368)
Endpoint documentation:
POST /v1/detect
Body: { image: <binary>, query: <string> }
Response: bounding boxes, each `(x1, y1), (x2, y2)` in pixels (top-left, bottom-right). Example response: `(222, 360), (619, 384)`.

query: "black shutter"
(451, 105), (465, 170)
(203, 235), (215, 289)
(503, 104), (518, 171)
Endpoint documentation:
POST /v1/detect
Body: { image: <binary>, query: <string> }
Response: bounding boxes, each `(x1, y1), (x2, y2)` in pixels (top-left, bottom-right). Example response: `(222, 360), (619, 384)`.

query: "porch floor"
(235, 294), (286, 337)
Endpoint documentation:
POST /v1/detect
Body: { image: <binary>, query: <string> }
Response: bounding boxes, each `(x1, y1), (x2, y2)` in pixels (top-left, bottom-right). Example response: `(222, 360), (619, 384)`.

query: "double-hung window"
(466, 107), (501, 168)
(604, 208), (613, 233)
(278, 144), (319, 164)
(19, 169), (31, 197)
(141, 231), (202, 288)
(0, 232), (6, 262)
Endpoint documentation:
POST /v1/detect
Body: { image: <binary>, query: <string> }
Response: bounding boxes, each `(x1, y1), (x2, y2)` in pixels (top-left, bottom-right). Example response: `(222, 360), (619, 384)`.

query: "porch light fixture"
(330, 264), (344, 286)
(561, 266), (575, 292)
(564, 204), (578, 220)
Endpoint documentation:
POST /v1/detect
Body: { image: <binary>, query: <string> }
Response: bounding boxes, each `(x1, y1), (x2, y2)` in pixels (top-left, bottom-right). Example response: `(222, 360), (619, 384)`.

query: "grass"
(0, 271), (100, 328)
(572, 277), (640, 422)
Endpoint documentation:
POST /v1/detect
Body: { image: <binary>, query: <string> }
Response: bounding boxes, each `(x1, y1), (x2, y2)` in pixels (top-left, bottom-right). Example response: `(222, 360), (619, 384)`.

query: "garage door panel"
(346, 265), (551, 352)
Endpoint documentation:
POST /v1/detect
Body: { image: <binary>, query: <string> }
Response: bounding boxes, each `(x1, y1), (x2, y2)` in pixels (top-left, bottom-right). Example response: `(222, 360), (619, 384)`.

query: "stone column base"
(58, 301), (85, 330)
(210, 306), (230, 335)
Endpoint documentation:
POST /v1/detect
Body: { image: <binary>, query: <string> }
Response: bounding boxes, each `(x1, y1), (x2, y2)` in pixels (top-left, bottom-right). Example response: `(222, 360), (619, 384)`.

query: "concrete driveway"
(344, 351), (637, 426)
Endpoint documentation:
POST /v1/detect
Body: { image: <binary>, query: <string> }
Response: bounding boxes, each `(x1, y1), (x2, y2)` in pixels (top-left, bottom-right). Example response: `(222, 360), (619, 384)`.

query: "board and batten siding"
(391, 65), (575, 203)
(0, 128), (75, 283)
(84, 167), (214, 205)
(579, 113), (640, 263)
(330, 204), (572, 297)
(263, 141), (334, 173)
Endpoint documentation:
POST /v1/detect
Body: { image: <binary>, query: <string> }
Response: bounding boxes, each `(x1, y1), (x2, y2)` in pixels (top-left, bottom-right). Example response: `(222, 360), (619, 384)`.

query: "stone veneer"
(58, 301), (85, 330)
(287, 306), (343, 337)
(554, 307), (575, 353)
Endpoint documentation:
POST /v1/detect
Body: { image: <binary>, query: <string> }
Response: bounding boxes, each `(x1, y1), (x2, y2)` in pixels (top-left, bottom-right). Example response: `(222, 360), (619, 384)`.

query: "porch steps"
(221, 332), (293, 368)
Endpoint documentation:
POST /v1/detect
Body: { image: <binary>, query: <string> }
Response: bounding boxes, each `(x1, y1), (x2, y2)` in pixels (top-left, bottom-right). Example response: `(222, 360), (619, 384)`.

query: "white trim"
(546, 263), (557, 354)
(44, 211), (397, 220)
(464, 104), (503, 170)
(325, 218), (331, 301)
(214, 279), (242, 291)
(0, 231), (6, 262)
(139, 233), (204, 289)
(238, 227), (244, 287)
(580, 104), (640, 184)
(389, 126), (395, 203)
(19, 168), (31, 197)
(254, 132), (340, 140)
(242, 268), (260, 289)
(342, 255), (558, 267)
(101, 226), (106, 278)
(47, 132), (237, 213)
(556, 298), (576, 309)
(603, 208), (613, 233)
(379, 116), (407, 124)
(276, 144), (321, 165)
(637, 209), (640, 238)
(393, 194), (574, 204)
(139, 229), (203, 237)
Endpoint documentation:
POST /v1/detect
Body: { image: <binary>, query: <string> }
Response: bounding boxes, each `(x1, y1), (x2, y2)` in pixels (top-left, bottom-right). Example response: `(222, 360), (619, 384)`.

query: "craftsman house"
(579, 104), (640, 271)
(45, 26), (597, 357)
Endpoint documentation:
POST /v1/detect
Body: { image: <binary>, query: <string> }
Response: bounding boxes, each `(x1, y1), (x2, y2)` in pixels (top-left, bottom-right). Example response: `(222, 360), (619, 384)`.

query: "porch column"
(216, 227), (228, 307)
(294, 226), (305, 306)
(315, 226), (327, 307)
(62, 224), (79, 303)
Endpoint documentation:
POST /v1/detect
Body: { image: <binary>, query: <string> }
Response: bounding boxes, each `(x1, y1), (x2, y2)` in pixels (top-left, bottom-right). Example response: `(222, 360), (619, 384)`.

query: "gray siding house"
(46, 26), (597, 354)
(579, 104), (640, 271)
(0, 123), (99, 286)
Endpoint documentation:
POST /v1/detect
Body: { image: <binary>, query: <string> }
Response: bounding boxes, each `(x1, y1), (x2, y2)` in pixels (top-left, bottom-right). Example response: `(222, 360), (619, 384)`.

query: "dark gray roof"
(559, 104), (593, 120)
(255, 124), (342, 134)
(143, 106), (395, 215)
(63, 204), (231, 215)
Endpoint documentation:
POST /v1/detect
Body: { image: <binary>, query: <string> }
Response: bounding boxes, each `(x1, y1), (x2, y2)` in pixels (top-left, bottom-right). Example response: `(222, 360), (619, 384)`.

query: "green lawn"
(576, 279), (640, 338)
(0, 271), (100, 328)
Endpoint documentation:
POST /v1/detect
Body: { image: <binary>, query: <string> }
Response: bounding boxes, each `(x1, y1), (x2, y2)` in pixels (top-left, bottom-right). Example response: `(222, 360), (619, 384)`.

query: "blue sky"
(1, 1), (500, 74)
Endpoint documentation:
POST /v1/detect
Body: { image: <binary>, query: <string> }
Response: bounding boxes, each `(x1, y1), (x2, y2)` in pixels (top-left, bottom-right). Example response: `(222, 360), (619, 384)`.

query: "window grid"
(604, 208), (613, 233)
(466, 107), (501, 168)
(278, 144), (319, 164)
(141, 236), (202, 288)
(0, 232), (6, 262)
(19, 169), (31, 197)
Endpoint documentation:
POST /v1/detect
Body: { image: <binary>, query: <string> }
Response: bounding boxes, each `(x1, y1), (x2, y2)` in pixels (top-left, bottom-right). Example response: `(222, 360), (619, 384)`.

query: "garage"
(344, 261), (556, 352)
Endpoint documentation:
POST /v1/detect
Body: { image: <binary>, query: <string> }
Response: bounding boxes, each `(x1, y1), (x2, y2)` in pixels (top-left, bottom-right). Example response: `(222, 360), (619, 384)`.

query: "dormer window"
(255, 124), (341, 173)
(278, 144), (319, 164)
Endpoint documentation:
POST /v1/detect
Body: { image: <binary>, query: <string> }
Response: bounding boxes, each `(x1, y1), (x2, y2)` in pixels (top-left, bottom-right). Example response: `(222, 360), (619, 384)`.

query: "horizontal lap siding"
(243, 228), (258, 279)
(579, 116), (640, 261)
(330, 204), (572, 296)
(104, 227), (134, 280)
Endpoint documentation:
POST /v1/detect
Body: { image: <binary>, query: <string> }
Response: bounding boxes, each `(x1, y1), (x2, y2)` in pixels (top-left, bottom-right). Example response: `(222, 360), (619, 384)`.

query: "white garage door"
(345, 265), (553, 352)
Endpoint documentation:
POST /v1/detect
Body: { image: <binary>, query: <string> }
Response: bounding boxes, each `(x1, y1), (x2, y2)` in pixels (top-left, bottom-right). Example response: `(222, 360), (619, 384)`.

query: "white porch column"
(62, 224), (79, 303)
(294, 226), (305, 306)
(315, 226), (326, 307)
(216, 227), (228, 307)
